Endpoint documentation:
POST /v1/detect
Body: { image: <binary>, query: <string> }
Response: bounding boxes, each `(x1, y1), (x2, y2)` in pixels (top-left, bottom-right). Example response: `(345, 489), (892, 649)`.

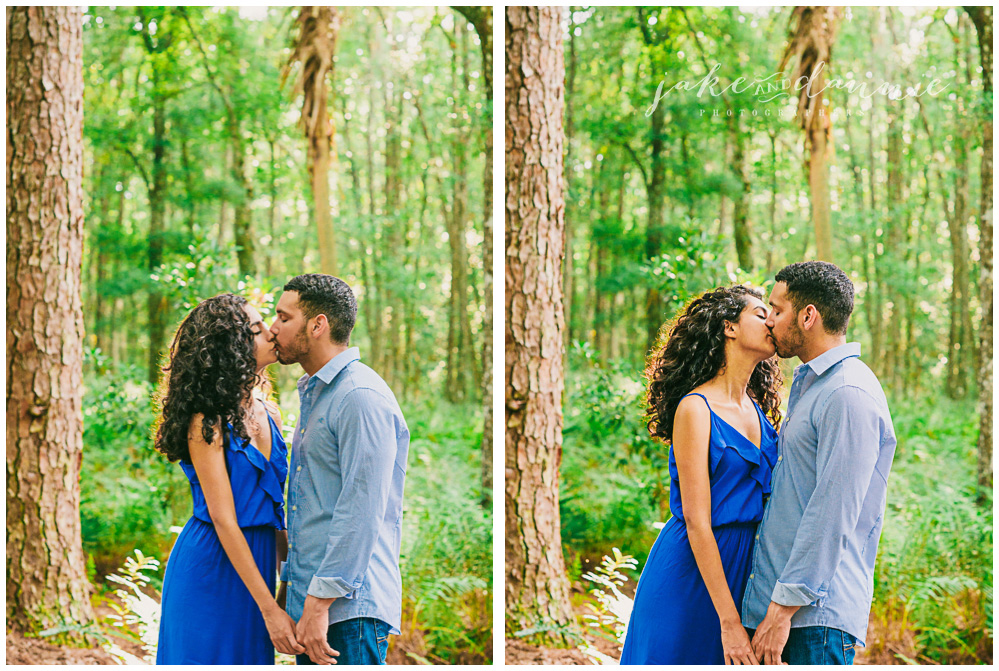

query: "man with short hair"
(742, 261), (897, 665)
(270, 273), (409, 665)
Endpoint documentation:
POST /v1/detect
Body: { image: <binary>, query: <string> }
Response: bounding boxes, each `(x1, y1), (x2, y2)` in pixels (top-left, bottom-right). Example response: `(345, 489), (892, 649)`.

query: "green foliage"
(103, 550), (162, 664)
(560, 350), (665, 571)
(870, 396), (992, 663)
(80, 353), (188, 580)
(398, 400), (492, 663)
(580, 547), (638, 663)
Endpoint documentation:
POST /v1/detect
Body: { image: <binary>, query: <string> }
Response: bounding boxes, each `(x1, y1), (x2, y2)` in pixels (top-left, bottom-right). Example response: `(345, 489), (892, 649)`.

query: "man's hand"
(751, 602), (799, 665)
(295, 595), (340, 665)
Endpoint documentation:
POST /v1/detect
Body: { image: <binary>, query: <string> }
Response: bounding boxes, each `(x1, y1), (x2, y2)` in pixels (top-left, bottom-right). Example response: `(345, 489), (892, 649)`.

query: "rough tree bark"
(6, 5), (96, 639)
(286, 6), (341, 275)
(964, 5), (992, 497)
(780, 6), (841, 263)
(505, 5), (574, 641)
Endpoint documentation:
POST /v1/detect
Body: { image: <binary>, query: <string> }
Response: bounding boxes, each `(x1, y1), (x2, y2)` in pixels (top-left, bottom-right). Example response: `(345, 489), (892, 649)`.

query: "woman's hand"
(721, 619), (759, 665)
(262, 605), (305, 656)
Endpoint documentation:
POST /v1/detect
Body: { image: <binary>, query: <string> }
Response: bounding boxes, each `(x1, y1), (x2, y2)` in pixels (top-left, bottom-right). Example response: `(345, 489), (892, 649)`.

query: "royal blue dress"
(620, 392), (778, 665)
(157, 405), (288, 665)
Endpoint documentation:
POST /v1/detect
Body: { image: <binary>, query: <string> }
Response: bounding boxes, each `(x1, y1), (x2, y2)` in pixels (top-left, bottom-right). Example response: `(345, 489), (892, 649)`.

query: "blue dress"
(157, 405), (288, 665)
(620, 392), (778, 665)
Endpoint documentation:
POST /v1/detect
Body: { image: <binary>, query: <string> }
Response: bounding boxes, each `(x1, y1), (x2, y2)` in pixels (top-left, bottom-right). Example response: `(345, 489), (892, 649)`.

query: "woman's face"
(244, 304), (277, 370)
(731, 295), (776, 359)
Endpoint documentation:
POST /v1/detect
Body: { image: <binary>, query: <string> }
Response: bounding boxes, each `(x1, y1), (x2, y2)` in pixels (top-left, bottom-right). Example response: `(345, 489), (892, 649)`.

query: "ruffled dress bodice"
(179, 407), (288, 530)
(668, 392), (778, 526)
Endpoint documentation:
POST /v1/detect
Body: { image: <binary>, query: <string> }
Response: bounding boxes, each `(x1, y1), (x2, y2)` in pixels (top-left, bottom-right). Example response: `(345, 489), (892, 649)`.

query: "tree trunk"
(147, 69), (168, 385)
(505, 5), (574, 641)
(731, 123), (753, 271)
(563, 9), (577, 348)
(6, 5), (96, 639)
(780, 6), (840, 262)
(965, 5), (993, 498)
(455, 5), (494, 507)
(645, 98), (667, 351)
(289, 6), (340, 275)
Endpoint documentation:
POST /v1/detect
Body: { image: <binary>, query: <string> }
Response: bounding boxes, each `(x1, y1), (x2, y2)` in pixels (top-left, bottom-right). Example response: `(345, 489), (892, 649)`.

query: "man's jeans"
(296, 617), (391, 666)
(783, 626), (859, 665)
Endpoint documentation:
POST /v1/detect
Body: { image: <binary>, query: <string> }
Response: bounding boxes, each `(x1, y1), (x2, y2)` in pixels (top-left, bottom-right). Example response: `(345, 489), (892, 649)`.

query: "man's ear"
(800, 305), (822, 332)
(311, 314), (329, 339)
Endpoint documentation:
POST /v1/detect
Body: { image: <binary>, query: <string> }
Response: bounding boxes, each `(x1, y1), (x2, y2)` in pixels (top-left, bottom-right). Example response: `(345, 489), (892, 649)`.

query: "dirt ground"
(6, 601), (151, 666)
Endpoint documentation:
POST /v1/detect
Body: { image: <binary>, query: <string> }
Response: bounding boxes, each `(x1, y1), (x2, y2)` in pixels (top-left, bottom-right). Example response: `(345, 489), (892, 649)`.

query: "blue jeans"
(783, 626), (858, 665)
(296, 617), (391, 666)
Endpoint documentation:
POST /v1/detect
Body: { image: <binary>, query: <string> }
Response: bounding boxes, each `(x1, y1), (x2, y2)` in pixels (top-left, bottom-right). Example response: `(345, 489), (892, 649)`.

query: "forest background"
(506, 5), (992, 666)
(9, 5), (492, 665)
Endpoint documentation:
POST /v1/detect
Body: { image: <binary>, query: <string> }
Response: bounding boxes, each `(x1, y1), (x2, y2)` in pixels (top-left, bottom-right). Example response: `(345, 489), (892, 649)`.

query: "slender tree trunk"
(731, 123), (753, 271)
(455, 5), (494, 506)
(147, 69), (168, 385)
(884, 108), (905, 389)
(505, 5), (574, 641)
(965, 5), (993, 497)
(645, 99), (667, 351)
(563, 9), (577, 348)
(6, 6), (96, 638)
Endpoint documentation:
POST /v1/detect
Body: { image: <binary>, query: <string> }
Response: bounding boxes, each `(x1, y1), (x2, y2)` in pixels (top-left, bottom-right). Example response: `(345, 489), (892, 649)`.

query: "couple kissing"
(154, 274), (410, 666)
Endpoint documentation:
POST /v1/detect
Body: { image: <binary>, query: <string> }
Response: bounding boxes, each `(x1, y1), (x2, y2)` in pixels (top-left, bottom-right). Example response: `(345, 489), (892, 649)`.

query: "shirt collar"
(800, 341), (861, 377)
(296, 347), (361, 389)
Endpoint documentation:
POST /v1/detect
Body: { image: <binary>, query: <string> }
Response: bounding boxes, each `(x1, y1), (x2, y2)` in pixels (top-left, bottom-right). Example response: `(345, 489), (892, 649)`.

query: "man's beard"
(772, 321), (805, 359)
(275, 326), (310, 365)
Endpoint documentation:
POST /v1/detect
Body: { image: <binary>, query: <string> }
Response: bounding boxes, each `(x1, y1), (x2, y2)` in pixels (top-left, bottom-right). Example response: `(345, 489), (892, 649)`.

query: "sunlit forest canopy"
(563, 5), (987, 395)
(82, 6), (487, 401)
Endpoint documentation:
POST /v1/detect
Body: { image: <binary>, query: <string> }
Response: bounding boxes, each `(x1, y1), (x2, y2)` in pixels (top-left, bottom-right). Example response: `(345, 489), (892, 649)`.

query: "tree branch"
(616, 140), (649, 189)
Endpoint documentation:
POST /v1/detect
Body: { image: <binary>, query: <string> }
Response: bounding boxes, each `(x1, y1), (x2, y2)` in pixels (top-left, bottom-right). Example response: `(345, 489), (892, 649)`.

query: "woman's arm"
(188, 414), (303, 655)
(672, 396), (758, 665)
(262, 400), (289, 608)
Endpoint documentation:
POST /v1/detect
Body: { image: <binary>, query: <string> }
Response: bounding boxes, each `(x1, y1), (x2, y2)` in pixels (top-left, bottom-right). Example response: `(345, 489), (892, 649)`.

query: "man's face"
(270, 291), (311, 365)
(766, 282), (805, 359)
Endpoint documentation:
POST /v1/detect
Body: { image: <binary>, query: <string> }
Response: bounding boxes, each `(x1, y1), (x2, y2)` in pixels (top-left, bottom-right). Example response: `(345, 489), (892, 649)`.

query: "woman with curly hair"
(154, 294), (306, 664)
(620, 285), (783, 665)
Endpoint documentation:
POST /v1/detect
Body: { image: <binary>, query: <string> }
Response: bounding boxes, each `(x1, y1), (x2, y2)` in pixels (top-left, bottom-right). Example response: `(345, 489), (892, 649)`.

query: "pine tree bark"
(505, 5), (574, 641)
(964, 5), (992, 497)
(6, 5), (96, 638)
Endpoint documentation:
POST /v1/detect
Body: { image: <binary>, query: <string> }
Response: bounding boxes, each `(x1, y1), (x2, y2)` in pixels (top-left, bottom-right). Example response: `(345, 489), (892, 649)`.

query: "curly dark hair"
(154, 293), (258, 463)
(645, 285), (783, 443)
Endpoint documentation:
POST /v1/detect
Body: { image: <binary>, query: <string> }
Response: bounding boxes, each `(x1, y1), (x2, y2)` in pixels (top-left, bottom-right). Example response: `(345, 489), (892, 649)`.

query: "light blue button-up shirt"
(281, 347), (410, 634)
(742, 342), (896, 645)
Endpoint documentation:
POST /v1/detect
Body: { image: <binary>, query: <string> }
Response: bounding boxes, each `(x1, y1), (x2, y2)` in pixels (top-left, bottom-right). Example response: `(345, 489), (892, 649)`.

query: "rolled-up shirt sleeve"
(307, 387), (398, 600)
(772, 385), (882, 607)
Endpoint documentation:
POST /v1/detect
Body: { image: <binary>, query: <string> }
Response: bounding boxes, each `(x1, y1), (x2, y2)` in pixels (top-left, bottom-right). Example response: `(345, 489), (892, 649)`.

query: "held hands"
(721, 618), (759, 665)
(296, 595), (340, 665)
(750, 602), (796, 665)
(262, 605), (305, 656)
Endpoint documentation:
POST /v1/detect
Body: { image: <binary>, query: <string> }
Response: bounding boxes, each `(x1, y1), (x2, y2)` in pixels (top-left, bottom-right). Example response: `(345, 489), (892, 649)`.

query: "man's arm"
(296, 387), (399, 663)
(752, 385), (882, 663)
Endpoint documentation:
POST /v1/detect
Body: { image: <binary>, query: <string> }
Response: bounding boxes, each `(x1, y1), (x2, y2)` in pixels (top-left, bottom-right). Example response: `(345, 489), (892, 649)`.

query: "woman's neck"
(711, 349), (758, 404)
